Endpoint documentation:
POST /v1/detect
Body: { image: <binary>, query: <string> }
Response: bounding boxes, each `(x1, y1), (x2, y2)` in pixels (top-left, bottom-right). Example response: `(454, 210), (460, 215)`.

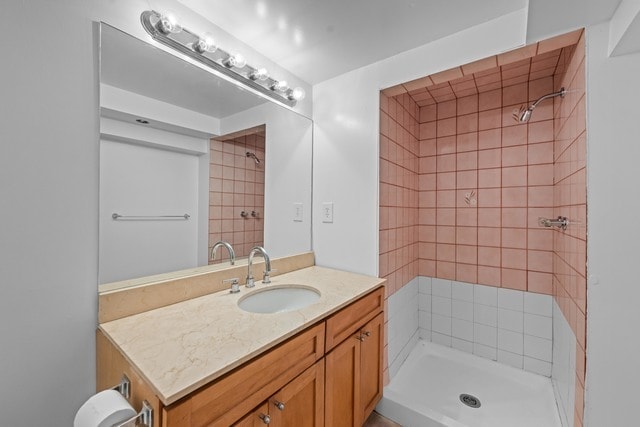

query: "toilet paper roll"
(74, 389), (137, 427)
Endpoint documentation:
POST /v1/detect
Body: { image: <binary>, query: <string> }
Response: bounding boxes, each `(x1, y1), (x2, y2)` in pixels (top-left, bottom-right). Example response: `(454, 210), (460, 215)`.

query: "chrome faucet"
(246, 246), (272, 288)
(210, 240), (235, 265)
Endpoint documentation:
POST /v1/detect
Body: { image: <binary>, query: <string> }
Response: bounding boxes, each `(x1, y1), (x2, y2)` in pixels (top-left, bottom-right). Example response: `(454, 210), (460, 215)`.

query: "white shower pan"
(376, 340), (561, 427)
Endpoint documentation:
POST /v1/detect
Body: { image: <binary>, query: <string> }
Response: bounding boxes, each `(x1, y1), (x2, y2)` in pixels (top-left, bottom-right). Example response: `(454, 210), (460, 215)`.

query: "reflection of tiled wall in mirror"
(209, 125), (266, 263)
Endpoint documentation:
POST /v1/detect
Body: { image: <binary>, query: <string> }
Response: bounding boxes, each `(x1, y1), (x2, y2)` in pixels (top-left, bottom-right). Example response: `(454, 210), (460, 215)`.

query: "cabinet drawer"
(325, 287), (384, 351)
(163, 322), (325, 427)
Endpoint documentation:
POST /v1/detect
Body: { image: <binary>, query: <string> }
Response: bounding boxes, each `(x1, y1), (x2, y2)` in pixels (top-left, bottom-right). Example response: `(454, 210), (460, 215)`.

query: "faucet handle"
(262, 268), (277, 284)
(223, 278), (240, 294)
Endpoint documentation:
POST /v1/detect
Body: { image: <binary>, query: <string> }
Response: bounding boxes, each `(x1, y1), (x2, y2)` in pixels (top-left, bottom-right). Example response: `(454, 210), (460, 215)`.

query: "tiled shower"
(380, 29), (586, 426)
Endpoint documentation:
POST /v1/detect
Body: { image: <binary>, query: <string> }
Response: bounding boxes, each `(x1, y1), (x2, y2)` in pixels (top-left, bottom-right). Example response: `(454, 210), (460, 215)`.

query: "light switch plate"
(322, 202), (334, 223)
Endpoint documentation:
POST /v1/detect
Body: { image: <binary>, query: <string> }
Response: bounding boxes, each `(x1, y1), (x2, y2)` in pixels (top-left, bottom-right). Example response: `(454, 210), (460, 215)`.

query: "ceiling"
(178, 0), (528, 84)
(177, 0), (623, 86)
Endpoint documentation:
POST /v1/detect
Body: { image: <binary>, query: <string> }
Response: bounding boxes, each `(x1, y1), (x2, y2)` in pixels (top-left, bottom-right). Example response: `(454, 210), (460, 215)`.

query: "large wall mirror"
(98, 23), (312, 286)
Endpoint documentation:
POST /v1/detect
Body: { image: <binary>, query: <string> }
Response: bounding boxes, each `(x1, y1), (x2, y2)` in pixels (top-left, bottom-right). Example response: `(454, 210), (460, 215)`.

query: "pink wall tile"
(457, 95), (479, 115)
(479, 89), (502, 111)
(478, 246), (501, 266)
(502, 187), (528, 207)
(456, 171), (477, 189)
(457, 245), (478, 264)
(457, 152), (478, 171)
(456, 263), (478, 283)
(457, 227), (478, 245)
(479, 168), (502, 188)
(457, 133), (478, 152)
(502, 228), (527, 249)
(479, 148), (502, 168)
(502, 125), (528, 147)
(478, 129), (502, 149)
(502, 166), (527, 187)
(501, 268), (527, 290)
(502, 248), (527, 269)
(437, 154), (457, 172)
(479, 109), (502, 130)
(503, 83), (528, 105)
(478, 266), (501, 286)
(478, 227), (501, 247)
(478, 188), (502, 207)
(502, 208), (527, 228)
(437, 118), (457, 136)
(502, 145), (528, 167)
(437, 136), (456, 154)
(478, 208), (501, 227)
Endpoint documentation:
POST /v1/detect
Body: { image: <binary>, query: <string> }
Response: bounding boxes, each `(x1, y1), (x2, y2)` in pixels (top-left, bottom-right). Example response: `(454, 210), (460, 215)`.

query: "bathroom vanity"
(97, 254), (385, 427)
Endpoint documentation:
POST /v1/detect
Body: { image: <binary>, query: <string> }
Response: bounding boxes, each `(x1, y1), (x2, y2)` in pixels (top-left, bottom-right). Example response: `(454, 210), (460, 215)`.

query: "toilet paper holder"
(109, 375), (153, 427)
(111, 375), (130, 400)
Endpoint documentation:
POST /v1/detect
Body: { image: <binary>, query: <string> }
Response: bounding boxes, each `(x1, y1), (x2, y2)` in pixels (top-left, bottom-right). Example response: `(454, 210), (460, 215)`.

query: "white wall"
(312, 9), (528, 276)
(221, 104), (313, 258)
(0, 2), (98, 426)
(584, 22), (640, 426)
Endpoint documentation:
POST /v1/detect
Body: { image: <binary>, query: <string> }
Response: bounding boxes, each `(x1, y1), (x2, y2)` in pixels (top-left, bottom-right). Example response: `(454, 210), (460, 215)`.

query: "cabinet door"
(359, 312), (384, 421)
(269, 360), (325, 427)
(233, 403), (271, 427)
(325, 333), (362, 427)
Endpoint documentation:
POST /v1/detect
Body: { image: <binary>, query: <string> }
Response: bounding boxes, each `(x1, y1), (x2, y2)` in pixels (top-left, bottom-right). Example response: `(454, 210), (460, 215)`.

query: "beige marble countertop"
(99, 266), (385, 405)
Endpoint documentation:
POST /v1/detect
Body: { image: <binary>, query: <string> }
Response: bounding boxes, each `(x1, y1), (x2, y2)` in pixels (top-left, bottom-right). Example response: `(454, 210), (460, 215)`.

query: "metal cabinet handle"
(259, 413), (271, 424)
(362, 331), (371, 337)
(355, 334), (365, 342)
(274, 400), (285, 410)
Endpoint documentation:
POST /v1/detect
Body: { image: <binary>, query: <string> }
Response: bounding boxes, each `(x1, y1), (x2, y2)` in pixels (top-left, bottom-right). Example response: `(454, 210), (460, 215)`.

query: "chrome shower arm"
(530, 88), (566, 109)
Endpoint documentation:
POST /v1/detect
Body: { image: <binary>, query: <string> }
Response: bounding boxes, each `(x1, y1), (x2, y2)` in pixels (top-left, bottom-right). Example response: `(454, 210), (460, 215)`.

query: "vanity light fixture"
(223, 53), (247, 69)
(250, 67), (269, 81)
(155, 11), (182, 34)
(288, 87), (306, 101)
(140, 10), (305, 106)
(192, 32), (216, 53)
(271, 80), (289, 92)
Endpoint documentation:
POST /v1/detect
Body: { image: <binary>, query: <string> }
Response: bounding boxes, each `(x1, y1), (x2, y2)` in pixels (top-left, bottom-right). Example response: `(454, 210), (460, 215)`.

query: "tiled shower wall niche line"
(418, 276), (553, 376)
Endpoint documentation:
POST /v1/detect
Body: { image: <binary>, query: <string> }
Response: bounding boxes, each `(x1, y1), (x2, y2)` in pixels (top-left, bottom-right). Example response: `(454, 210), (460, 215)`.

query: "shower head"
(246, 151), (261, 165)
(517, 107), (533, 123)
(513, 87), (566, 123)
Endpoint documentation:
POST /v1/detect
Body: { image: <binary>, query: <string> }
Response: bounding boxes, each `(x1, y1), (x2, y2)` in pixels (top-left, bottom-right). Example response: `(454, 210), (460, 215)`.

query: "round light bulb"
(271, 80), (288, 92)
(288, 87), (306, 101)
(193, 33), (216, 53)
(250, 67), (269, 81)
(157, 11), (182, 34)
(225, 53), (247, 68)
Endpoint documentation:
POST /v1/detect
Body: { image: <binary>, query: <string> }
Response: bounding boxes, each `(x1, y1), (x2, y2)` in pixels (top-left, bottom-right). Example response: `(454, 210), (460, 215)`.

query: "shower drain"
(459, 393), (481, 408)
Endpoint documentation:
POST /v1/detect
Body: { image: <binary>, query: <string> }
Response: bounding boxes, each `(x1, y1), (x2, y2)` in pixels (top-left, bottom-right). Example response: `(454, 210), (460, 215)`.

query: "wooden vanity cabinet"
(98, 286), (384, 427)
(234, 360), (325, 427)
(325, 289), (384, 427)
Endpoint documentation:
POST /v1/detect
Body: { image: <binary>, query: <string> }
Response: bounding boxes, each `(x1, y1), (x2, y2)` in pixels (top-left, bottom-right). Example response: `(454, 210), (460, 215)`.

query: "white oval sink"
(238, 285), (321, 314)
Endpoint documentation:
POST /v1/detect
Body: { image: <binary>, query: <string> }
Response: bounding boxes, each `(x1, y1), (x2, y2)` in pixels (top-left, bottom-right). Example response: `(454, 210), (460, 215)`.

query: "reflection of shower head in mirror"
(246, 151), (261, 165)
